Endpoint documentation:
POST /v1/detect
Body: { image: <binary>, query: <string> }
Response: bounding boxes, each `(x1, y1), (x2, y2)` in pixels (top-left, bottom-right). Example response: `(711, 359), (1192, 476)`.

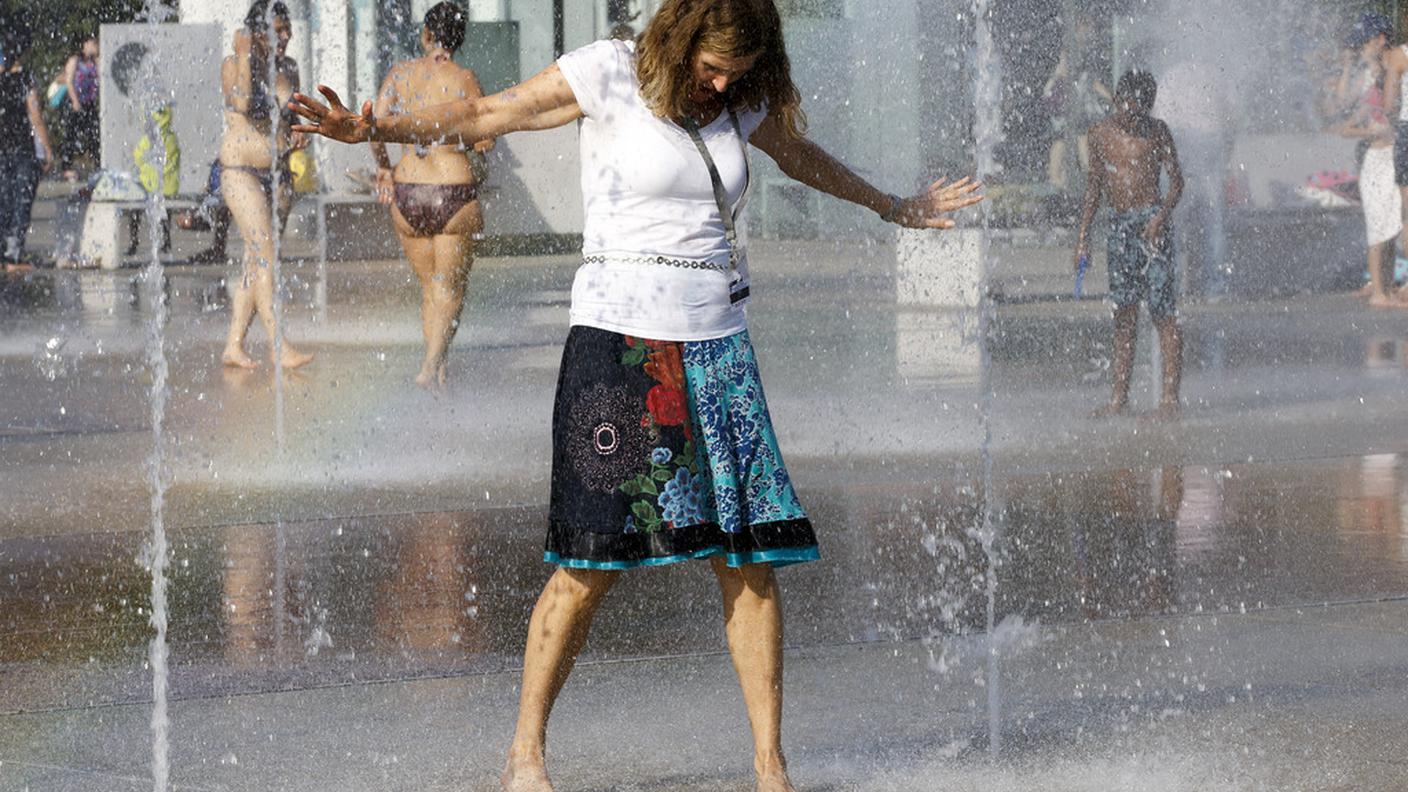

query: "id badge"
(729, 271), (750, 305)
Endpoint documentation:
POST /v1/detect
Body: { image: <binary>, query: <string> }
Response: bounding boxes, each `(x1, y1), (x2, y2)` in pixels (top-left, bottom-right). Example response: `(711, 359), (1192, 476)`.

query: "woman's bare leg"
(391, 201), (479, 387)
(503, 567), (619, 792)
(220, 171), (263, 368)
(396, 231), (439, 383)
(421, 232), (473, 386)
(710, 557), (796, 792)
(221, 170), (313, 369)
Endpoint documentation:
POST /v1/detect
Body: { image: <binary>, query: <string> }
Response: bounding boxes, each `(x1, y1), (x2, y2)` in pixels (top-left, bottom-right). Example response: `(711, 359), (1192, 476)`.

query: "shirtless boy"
(1074, 69), (1185, 419)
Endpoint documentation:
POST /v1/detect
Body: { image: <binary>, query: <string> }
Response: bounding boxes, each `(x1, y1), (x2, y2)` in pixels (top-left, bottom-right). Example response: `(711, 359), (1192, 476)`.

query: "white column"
(894, 228), (983, 381)
(564, 0), (599, 48)
(286, 0), (314, 94)
(467, 0), (510, 20)
(310, 0), (360, 193)
(351, 0), (379, 102)
(179, 0), (313, 102)
(513, 0), (556, 73)
(176, 0), (243, 39)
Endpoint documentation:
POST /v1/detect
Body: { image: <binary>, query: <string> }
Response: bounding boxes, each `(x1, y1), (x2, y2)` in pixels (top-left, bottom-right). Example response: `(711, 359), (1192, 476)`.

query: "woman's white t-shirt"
(556, 39), (769, 341)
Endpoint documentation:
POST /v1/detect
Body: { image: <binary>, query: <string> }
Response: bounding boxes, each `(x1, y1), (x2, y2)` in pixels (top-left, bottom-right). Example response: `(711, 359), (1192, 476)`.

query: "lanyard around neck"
(680, 108), (749, 274)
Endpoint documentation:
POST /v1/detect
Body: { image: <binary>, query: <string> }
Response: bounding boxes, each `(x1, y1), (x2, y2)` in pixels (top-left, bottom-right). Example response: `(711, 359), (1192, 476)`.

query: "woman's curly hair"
(635, 0), (806, 137)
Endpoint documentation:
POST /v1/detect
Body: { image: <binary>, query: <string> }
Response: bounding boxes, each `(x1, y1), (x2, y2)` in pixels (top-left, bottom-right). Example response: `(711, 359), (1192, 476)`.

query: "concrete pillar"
(351, 0), (379, 102)
(466, 0), (510, 19)
(513, 0), (557, 73)
(894, 228), (983, 381)
(179, 0), (312, 90)
(308, 1), (362, 193)
(176, 0), (243, 39)
(896, 228), (982, 308)
(564, 1), (600, 48)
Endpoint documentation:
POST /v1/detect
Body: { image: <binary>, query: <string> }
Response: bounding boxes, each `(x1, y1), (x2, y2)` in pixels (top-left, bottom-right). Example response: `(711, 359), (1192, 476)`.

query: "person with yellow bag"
(128, 102), (181, 254)
(286, 145), (316, 193)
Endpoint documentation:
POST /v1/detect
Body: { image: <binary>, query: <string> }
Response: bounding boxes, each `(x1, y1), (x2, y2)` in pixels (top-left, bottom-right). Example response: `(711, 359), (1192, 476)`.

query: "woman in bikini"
(370, 1), (493, 388)
(220, 0), (313, 370)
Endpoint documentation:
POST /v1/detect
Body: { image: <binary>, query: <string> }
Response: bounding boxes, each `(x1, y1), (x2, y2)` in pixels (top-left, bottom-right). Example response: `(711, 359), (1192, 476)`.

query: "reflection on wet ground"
(5, 453), (1404, 714)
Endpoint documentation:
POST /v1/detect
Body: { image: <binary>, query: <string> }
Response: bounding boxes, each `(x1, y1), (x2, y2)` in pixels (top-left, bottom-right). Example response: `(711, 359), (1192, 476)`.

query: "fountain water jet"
(971, 0), (1004, 758)
(136, 3), (177, 789)
(265, 4), (288, 454)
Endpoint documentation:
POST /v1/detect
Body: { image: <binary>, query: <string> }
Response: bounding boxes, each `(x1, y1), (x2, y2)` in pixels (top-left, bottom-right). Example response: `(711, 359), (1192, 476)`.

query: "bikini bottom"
(394, 182), (478, 236)
(222, 163), (291, 197)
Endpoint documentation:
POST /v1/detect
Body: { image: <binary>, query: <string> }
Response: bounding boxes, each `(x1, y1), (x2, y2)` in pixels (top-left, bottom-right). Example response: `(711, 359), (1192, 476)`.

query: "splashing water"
(266, 5), (287, 454)
(32, 335), (73, 382)
(972, 0), (1004, 758)
(137, 4), (176, 790)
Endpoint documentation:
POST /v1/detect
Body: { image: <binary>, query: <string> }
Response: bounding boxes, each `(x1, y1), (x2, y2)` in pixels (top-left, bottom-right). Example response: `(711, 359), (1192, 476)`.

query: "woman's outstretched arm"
(749, 112), (983, 229)
(290, 63), (581, 147)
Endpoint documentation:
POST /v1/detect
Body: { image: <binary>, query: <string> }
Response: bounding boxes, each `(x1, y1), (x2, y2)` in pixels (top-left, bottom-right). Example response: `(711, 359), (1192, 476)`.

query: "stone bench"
(73, 198), (200, 270)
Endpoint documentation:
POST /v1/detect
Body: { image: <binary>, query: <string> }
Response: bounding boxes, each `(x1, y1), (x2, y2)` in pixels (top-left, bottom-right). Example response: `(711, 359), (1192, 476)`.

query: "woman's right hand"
(234, 29), (252, 58)
(234, 29), (268, 61)
(374, 167), (394, 205)
(290, 86), (375, 144)
(892, 177), (985, 229)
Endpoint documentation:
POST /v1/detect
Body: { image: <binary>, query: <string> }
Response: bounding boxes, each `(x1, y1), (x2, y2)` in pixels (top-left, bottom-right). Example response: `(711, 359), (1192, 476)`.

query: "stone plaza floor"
(2, 191), (1408, 790)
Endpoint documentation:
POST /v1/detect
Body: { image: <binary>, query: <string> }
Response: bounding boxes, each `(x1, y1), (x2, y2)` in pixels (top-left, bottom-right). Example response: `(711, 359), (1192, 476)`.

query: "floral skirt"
(546, 326), (818, 570)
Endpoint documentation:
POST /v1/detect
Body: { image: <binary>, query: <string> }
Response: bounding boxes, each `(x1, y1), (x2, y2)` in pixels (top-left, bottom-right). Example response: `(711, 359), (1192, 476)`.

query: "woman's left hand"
(289, 86), (375, 144)
(894, 177), (985, 229)
(374, 167), (394, 205)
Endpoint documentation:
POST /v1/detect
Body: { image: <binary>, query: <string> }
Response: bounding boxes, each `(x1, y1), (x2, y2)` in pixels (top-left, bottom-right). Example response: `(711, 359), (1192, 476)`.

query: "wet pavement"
(2, 211), (1408, 789)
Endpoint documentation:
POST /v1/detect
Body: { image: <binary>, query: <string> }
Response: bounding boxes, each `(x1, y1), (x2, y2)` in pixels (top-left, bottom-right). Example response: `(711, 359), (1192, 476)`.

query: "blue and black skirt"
(547, 325), (818, 570)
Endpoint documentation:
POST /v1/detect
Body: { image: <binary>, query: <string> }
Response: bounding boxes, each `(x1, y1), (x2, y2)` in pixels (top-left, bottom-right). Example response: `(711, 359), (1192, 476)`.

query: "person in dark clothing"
(0, 21), (54, 270)
(173, 160), (234, 264)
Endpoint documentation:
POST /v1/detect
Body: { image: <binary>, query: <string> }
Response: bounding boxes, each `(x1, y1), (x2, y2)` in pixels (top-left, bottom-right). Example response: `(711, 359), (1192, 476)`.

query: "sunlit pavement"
(3, 206), (1408, 789)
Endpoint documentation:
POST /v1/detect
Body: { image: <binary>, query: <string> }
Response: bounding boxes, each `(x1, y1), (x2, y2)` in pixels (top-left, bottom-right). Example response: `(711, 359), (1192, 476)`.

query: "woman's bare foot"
(1143, 401), (1181, 422)
(756, 757), (798, 792)
(414, 362), (449, 390)
(757, 772), (799, 792)
(222, 347), (259, 369)
(278, 346), (315, 370)
(1356, 281), (1375, 299)
(500, 757), (553, 792)
(1368, 293), (1400, 308)
(1090, 401), (1127, 418)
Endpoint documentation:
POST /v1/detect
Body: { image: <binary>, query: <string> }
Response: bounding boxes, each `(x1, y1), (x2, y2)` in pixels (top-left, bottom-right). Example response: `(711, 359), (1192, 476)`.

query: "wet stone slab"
(1, 239), (1407, 788)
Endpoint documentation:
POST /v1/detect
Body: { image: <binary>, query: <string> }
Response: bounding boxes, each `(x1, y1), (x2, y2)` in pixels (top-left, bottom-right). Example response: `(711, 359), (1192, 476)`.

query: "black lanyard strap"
(680, 109), (749, 275)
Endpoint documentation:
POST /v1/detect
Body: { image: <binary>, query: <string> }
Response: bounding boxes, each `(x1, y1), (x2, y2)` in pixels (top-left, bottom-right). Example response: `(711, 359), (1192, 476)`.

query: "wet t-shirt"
(556, 39), (768, 342)
(0, 69), (35, 155)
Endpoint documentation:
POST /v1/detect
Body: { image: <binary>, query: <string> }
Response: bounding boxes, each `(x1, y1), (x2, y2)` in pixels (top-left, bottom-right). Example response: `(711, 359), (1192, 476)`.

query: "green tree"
(2, 0), (175, 84)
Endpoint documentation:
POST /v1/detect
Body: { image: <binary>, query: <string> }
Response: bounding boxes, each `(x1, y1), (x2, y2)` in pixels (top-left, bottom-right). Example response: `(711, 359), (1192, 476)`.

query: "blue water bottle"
(1074, 254), (1089, 298)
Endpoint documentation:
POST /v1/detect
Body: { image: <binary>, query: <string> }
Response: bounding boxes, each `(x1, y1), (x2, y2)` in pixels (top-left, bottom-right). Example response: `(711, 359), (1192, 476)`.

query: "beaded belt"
(582, 253), (730, 272)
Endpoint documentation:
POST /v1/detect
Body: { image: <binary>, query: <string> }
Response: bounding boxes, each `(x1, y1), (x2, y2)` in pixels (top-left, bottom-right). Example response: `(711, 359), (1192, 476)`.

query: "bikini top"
(246, 60), (293, 125)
